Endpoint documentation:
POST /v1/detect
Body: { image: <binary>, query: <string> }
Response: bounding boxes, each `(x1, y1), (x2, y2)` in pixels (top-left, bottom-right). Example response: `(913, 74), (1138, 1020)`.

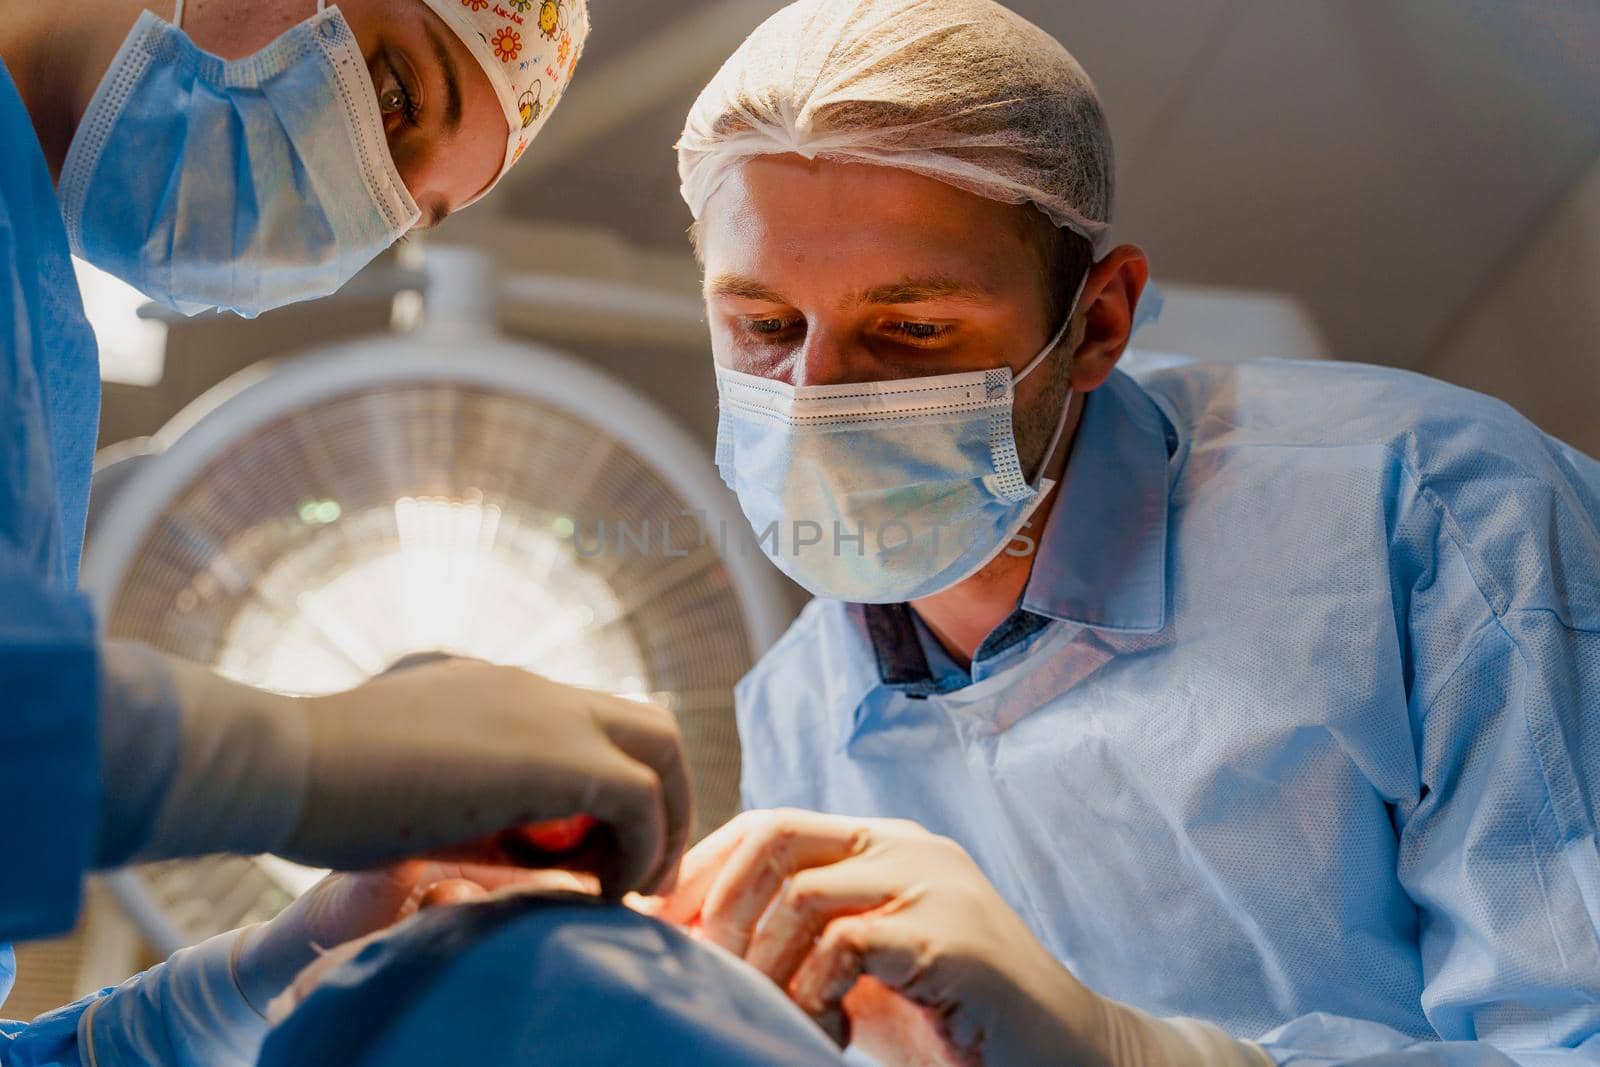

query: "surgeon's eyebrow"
(706, 273), (787, 303)
(858, 275), (993, 306)
(706, 272), (994, 307)
(423, 21), (464, 133)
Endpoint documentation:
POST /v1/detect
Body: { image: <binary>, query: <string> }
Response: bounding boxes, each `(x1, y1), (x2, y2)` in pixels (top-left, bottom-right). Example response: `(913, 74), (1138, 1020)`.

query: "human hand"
(642, 809), (1268, 1067)
(236, 861), (594, 1016)
(291, 660), (692, 896)
(639, 809), (1093, 1063)
(109, 650), (691, 899)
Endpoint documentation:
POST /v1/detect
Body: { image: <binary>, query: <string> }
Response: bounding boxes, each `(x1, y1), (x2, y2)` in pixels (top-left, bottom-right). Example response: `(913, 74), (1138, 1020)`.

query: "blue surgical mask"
(58, 2), (420, 319)
(714, 311), (1077, 604)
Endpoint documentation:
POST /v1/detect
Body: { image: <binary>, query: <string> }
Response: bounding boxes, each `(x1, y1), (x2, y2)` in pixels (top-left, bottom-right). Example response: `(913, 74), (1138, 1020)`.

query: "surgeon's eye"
(881, 321), (952, 345)
(739, 316), (803, 340)
(377, 57), (421, 128)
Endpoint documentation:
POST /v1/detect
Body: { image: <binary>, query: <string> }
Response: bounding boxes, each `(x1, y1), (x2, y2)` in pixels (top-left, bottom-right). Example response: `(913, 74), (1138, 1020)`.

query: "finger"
(410, 862), (591, 903)
(351, 861), (434, 918)
(419, 879), (490, 908)
(584, 755), (667, 899)
(644, 814), (754, 925)
(700, 812), (868, 960)
(790, 912), (873, 1017)
(441, 863), (578, 893)
(790, 910), (923, 1048)
(596, 699), (693, 894)
(746, 862), (892, 988)
(789, 914), (872, 1048)
(512, 869), (600, 895)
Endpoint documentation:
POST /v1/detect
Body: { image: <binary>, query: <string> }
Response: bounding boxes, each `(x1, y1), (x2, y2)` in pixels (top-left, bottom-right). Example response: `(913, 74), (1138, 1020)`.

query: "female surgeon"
(0, 1), (694, 1063)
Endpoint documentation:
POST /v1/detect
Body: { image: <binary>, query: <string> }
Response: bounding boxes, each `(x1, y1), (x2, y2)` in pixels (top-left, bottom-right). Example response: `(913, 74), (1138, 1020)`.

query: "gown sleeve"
(1258, 439), (1600, 1064)
(0, 130), (101, 949)
(1, 931), (269, 1067)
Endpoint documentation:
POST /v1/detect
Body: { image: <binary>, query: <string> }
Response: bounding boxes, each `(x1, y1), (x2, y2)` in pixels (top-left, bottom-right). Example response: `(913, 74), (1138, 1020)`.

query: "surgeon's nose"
(793, 328), (873, 388)
(394, 156), (452, 229)
(386, 133), (466, 230)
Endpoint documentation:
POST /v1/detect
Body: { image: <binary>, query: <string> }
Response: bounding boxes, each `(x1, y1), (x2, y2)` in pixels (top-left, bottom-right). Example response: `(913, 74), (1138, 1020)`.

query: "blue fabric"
(0, 56), (105, 1062)
(0, 945), (14, 1032)
(0, 65), (100, 580)
(259, 895), (848, 1066)
(738, 361), (1600, 1065)
(0, 992), (98, 1067)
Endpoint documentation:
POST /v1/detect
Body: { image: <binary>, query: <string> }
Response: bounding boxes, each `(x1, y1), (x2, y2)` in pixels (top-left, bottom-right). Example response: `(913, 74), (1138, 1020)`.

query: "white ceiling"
(465, 0), (1599, 371)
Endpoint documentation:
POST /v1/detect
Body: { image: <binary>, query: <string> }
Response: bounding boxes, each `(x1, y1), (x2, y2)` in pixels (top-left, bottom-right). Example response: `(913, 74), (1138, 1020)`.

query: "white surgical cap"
(678, 0), (1115, 256)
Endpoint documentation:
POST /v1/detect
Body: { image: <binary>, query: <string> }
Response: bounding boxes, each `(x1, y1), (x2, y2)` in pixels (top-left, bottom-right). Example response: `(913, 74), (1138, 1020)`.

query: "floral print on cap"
(416, 0), (589, 202)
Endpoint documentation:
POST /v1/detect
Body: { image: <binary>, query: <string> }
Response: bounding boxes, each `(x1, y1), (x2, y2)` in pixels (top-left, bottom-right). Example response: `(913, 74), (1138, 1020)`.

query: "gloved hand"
(261, 866), (598, 1025)
(642, 809), (1271, 1067)
(234, 861), (591, 1014)
(99, 641), (692, 896)
(80, 862), (576, 1067)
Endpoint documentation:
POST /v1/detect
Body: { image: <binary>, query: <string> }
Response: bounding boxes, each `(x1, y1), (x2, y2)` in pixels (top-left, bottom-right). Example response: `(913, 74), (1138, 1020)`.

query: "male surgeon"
(648, 1), (1600, 1064)
(1, 1), (693, 1064)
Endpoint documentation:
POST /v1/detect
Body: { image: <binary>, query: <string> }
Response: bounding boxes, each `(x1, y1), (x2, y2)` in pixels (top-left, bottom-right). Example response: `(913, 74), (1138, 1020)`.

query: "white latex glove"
(100, 642), (691, 896)
(641, 810), (1271, 1067)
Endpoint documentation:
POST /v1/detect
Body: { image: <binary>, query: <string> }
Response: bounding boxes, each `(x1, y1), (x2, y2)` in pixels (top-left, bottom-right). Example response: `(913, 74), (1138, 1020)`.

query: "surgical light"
(80, 250), (789, 955)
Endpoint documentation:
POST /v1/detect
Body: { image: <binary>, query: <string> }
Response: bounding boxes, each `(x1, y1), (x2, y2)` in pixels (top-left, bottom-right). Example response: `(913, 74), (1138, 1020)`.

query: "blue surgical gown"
(1, 60), (269, 1067)
(0, 56), (106, 1063)
(738, 360), (1600, 1065)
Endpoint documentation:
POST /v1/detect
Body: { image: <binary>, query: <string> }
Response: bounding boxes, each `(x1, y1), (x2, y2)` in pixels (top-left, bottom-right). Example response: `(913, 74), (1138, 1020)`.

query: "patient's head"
(259, 893), (847, 1066)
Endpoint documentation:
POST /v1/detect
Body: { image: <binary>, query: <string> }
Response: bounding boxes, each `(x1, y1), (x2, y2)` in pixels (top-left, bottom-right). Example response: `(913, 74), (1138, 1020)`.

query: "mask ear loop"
(1017, 270), (1091, 487)
(1014, 269), (1090, 385)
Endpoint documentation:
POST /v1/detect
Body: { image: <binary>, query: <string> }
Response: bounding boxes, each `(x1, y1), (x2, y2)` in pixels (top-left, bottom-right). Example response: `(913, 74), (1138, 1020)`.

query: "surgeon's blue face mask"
(58, 1), (420, 319)
(714, 289), (1082, 604)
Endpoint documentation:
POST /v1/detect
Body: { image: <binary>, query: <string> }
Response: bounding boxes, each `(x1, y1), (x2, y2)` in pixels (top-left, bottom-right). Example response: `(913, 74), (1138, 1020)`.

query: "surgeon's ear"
(1069, 244), (1149, 393)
